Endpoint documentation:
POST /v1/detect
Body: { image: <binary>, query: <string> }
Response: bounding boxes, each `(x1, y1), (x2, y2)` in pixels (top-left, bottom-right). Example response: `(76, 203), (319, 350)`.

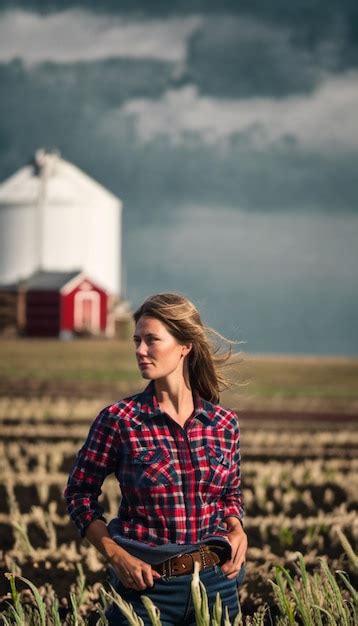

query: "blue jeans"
(106, 564), (245, 626)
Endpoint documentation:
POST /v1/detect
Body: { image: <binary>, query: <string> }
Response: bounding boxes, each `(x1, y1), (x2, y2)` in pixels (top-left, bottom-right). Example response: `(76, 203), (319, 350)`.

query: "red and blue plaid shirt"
(64, 380), (244, 545)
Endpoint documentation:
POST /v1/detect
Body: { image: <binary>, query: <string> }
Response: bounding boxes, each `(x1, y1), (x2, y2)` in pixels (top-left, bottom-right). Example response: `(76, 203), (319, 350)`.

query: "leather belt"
(152, 544), (223, 578)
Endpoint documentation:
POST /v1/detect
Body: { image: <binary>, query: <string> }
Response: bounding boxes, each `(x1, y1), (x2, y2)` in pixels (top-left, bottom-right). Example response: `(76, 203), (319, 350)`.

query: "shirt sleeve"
(221, 411), (245, 523)
(63, 406), (120, 537)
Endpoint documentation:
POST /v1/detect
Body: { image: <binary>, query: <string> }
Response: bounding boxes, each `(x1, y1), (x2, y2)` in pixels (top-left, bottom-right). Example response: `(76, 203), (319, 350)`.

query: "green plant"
(277, 526), (295, 548)
(5, 573), (47, 626)
(335, 527), (358, 573)
(270, 549), (357, 625)
(2, 567), (102, 626)
(101, 586), (143, 625)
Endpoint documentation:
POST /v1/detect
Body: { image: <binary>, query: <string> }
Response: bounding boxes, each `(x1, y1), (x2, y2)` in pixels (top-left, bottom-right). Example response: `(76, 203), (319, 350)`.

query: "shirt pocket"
(132, 447), (174, 487)
(201, 445), (231, 498)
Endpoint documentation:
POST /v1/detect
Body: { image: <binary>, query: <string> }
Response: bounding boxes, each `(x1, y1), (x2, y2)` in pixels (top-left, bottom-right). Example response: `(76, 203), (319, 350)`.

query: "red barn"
(24, 270), (108, 337)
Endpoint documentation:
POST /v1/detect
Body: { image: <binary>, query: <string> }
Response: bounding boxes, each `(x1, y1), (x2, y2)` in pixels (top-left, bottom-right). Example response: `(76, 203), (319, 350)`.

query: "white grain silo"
(0, 149), (122, 296)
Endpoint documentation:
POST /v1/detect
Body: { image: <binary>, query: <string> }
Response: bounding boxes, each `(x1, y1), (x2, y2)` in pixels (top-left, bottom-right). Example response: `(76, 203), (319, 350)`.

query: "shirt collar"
(136, 379), (215, 423)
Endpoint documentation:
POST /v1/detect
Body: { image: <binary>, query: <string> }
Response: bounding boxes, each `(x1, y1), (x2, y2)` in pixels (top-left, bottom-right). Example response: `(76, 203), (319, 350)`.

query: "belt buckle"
(163, 553), (183, 578)
(170, 553), (184, 577)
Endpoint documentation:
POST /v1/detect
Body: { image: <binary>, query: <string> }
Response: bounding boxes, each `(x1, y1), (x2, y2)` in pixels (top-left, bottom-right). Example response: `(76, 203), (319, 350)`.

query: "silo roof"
(0, 149), (121, 208)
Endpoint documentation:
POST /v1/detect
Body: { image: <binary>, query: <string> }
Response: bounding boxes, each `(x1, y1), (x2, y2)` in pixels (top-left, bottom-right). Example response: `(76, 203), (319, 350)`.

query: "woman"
(64, 293), (247, 625)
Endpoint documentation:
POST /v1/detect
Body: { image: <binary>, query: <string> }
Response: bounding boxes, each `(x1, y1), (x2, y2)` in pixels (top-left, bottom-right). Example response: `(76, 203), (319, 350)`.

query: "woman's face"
(133, 315), (191, 381)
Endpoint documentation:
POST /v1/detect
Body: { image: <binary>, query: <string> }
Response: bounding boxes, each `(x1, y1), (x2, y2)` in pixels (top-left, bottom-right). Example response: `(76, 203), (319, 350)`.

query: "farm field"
(1, 339), (358, 411)
(0, 339), (357, 623)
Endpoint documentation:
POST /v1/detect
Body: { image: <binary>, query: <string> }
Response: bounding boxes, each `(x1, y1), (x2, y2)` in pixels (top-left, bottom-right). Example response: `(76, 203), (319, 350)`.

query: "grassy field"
(0, 338), (357, 413)
(0, 339), (138, 383)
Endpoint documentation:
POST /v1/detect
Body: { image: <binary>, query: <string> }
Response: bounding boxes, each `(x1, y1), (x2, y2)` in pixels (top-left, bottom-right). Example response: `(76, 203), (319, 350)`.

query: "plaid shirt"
(64, 380), (244, 545)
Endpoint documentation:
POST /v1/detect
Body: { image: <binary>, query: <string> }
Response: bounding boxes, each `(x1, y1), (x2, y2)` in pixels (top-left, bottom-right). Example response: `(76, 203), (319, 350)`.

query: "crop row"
(1, 422), (357, 458)
(1, 442), (357, 492)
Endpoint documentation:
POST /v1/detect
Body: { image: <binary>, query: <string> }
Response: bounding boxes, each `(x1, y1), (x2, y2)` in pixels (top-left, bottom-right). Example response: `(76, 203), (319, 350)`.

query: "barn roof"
(0, 281), (19, 292)
(25, 270), (82, 290)
(0, 149), (121, 208)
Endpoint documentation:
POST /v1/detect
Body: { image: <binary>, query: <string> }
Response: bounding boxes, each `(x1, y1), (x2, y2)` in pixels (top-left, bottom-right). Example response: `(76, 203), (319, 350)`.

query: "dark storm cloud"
(0, 57), (173, 181)
(186, 16), (348, 98)
(113, 133), (358, 215)
(1, 0), (357, 19)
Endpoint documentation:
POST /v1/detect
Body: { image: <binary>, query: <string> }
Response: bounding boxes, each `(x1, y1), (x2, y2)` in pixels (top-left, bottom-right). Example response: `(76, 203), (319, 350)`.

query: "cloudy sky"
(0, 1), (357, 355)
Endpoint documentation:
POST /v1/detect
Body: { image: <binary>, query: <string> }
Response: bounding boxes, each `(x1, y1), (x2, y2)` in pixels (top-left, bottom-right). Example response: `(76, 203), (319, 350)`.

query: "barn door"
(74, 291), (100, 333)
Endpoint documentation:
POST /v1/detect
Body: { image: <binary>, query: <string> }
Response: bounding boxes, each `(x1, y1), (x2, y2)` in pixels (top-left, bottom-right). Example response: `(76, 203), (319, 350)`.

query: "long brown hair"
(133, 293), (241, 404)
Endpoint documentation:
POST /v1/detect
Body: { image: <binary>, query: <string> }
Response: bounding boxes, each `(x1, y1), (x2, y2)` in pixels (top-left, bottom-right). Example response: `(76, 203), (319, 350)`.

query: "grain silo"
(0, 149), (122, 296)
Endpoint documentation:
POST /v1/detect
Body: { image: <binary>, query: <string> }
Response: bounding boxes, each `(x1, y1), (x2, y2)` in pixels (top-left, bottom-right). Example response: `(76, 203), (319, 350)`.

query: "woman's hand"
(109, 546), (162, 591)
(220, 516), (248, 580)
(84, 519), (161, 591)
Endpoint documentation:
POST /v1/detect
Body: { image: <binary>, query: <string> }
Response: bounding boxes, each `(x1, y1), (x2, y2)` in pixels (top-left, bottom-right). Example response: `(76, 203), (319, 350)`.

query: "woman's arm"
(85, 519), (161, 591)
(64, 407), (119, 536)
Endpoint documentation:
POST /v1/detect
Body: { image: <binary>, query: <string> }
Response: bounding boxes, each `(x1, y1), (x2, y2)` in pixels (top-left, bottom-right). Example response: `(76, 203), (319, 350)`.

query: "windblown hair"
(133, 293), (241, 404)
